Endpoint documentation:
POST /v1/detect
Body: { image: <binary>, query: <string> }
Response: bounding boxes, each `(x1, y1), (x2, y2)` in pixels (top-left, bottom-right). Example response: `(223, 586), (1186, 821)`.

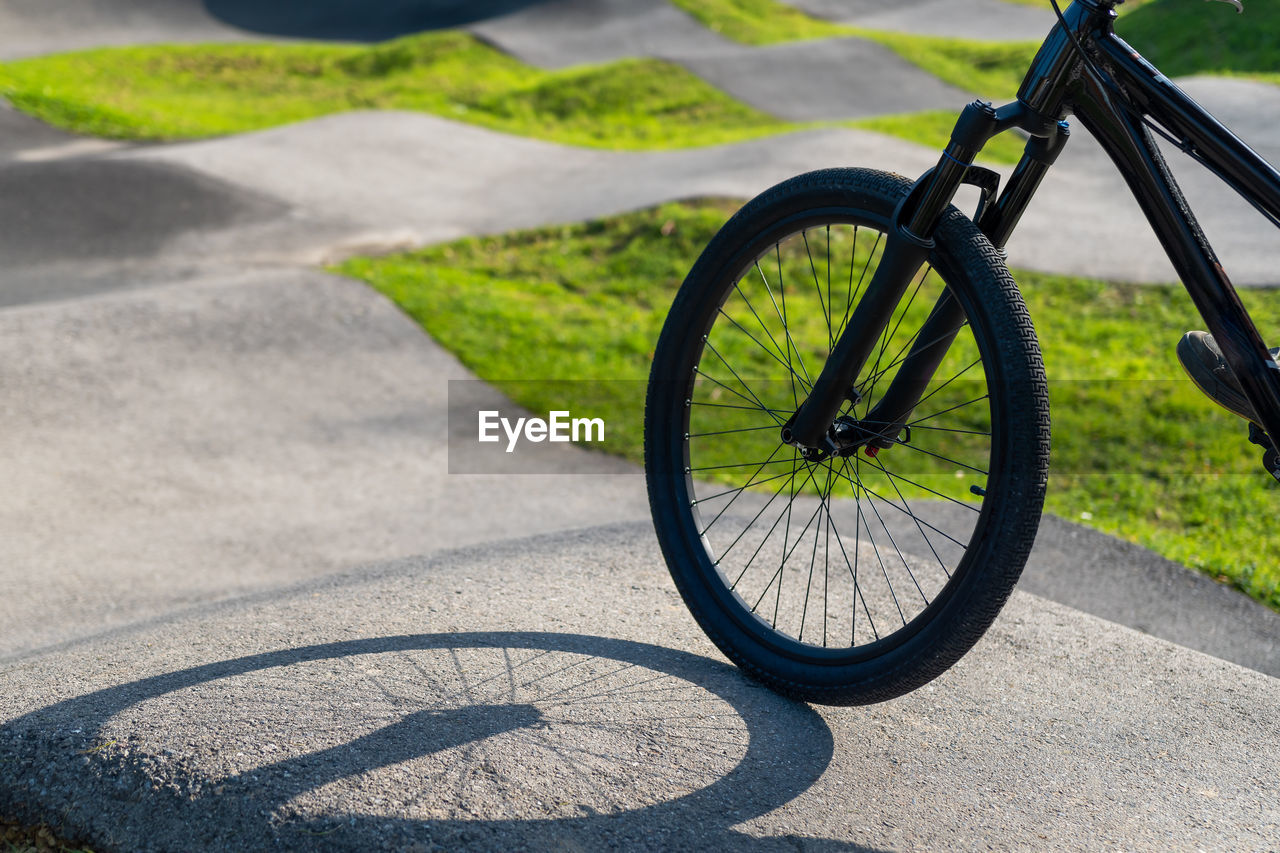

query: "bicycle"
(644, 0), (1279, 705)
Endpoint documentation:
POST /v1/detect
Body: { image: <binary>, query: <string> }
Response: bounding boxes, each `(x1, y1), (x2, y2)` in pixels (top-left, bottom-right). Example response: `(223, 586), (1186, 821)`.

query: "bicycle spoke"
(701, 337), (782, 424)
(776, 248), (800, 413)
(873, 454), (956, 579)
(750, 482), (829, 621)
(869, 433), (990, 477)
(828, 464), (970, 553)
(693, 366), (786, 425)
(712, 462), (808, 566)
(695, 445), (791, 536)
(851, 462), (930, 605)
(825, 226), (834, 353)
(689, 457), (797, 473)
(715, 306), (814, 395)
(858, 317), (971, 401)
(691, 399), (791, 415)
(826, 456), (878, 644)
(858, 265), (931, 413)
(836, 229), (880, 342)
(801, 231), (832, 349)
(845, 458), (907, 627)
(861, 462), (982, 514)
(689, 423), (785, 439)
(731, 282), (801, 384)
(907, 357), (983, 414)
(732, 456), (822, 589)
(756, 257), (814, 391)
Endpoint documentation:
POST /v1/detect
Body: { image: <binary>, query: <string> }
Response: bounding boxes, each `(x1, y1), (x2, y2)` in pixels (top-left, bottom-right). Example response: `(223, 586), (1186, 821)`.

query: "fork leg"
(787, 101), (1004, 451)
(857, 127), (1072, 438)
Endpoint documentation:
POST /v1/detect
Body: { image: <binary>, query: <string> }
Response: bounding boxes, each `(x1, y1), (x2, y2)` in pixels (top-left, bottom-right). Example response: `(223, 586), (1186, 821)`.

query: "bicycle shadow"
(201, 0), (551, 40)
(1, 632), (879, 851)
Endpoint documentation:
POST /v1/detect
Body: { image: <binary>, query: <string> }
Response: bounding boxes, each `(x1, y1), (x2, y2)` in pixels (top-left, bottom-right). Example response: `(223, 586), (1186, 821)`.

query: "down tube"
(1069, 77), (1280, 448)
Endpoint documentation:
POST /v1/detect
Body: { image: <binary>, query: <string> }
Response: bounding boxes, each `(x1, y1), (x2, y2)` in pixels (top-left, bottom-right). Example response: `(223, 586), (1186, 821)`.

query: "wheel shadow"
(1, 632), (880, 851)
(201, 0), (552, 40)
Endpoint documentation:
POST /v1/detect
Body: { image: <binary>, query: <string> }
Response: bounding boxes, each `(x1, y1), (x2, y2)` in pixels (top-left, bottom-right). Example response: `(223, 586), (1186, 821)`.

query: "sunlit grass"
(0, 33), (796, 149)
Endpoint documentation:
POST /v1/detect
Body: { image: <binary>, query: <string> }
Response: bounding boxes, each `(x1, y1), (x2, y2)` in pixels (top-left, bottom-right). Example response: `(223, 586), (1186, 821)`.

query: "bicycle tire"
(645, 168), (1050, 705)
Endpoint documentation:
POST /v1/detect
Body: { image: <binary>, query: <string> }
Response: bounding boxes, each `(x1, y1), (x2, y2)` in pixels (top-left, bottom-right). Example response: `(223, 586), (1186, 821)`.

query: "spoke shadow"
(201, 0), (553, 40)
(1, 632), (880, 851)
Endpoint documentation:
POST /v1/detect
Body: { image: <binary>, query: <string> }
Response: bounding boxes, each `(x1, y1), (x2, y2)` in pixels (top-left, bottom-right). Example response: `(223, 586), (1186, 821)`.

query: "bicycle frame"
(787, 0), (1280, 459)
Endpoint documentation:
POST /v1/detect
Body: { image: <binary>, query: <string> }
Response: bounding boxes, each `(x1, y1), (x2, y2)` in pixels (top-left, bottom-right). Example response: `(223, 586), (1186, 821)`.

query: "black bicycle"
(644, 0), (1279, 705)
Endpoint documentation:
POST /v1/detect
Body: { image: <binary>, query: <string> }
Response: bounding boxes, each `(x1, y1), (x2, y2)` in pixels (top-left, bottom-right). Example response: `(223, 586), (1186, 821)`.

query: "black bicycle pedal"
(1247, 422), (1280, 483)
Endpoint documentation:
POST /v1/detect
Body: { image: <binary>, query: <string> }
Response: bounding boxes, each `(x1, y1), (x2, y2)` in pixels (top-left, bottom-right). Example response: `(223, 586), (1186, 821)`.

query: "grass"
(1117, 0), (1280, 84)
(0, 33), (798, 150)
(669, 0), (1038, 96)
(0, 0), (1271, 158)
(669, 0), (855, 43)
(672, 0), (1274, 93)
(0, 28), (1034, 162)
(0, 0), (1062, 163)
(858, 30), (1035, 96)
(336, 200), (1280, 610)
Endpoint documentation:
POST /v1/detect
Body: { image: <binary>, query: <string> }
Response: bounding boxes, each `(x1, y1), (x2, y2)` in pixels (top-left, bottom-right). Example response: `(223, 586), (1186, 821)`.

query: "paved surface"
(0, 272), (646, 660)
(470, 0), (731, 69)
(2, 525), (1277, 851)
(782, 0), (1055, 41)
(472, 0), (971, 120)
(7, 0), (1279, 284)
(0, 0), (251, 59)
(676, 38), (970, 121)
(124, 106), (1280, 288)
(2, 1), (1279, 849)
(0, 0), (554, 58)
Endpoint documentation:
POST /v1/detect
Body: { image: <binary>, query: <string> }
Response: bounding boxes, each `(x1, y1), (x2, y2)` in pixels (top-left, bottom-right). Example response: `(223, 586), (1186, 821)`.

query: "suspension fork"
(785, 100), (1067, 453)
(856, 123), (1072, 441)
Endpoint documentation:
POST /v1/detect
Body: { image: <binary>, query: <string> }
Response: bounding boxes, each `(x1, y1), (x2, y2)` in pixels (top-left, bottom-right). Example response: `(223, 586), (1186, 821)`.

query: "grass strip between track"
(0, 1), (1267, 159)
(0, 30), (1032, 163)
(335, 200), (1280, 611)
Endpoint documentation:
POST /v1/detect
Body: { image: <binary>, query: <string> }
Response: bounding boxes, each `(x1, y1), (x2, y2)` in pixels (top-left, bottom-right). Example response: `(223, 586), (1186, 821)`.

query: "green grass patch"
(669, 0), (855, 43)
(0, 29), (1035, 163)
(1117, 0), (1280, 84)
(852, 30), (1037, 98)
(854, 110), (1029, 163)
(336, 200), (1280, 610)
(1, 0), (1267, 160)
(0, 32), (796, 148)
(672, 0), (1038, 96)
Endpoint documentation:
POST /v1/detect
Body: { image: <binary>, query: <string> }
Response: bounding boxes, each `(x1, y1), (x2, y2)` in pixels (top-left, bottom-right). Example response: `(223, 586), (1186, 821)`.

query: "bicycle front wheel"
(645, 168), (1050, 705)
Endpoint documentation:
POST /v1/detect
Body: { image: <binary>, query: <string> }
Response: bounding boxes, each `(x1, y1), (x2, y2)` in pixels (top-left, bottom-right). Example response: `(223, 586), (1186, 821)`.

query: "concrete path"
(6, 0), (1280, 285)
(676, 38), (970, 121)
(0, 0), (550, 58)
(470, 0), (972, 120)
(782, 0), (1055, 41)
(0, 271), (647, 660)
(0, 0), (252, 60)
(469, 0), (732, 69)
(3, 524), (1277, 851)
(121, 108), (1280, 287)
(0, 0), (1050, 61)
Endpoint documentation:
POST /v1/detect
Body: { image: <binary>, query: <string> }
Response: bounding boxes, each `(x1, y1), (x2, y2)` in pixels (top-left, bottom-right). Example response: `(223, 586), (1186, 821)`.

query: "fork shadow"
(1, 632), (882, 851)
(202, 0), (551, 40)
